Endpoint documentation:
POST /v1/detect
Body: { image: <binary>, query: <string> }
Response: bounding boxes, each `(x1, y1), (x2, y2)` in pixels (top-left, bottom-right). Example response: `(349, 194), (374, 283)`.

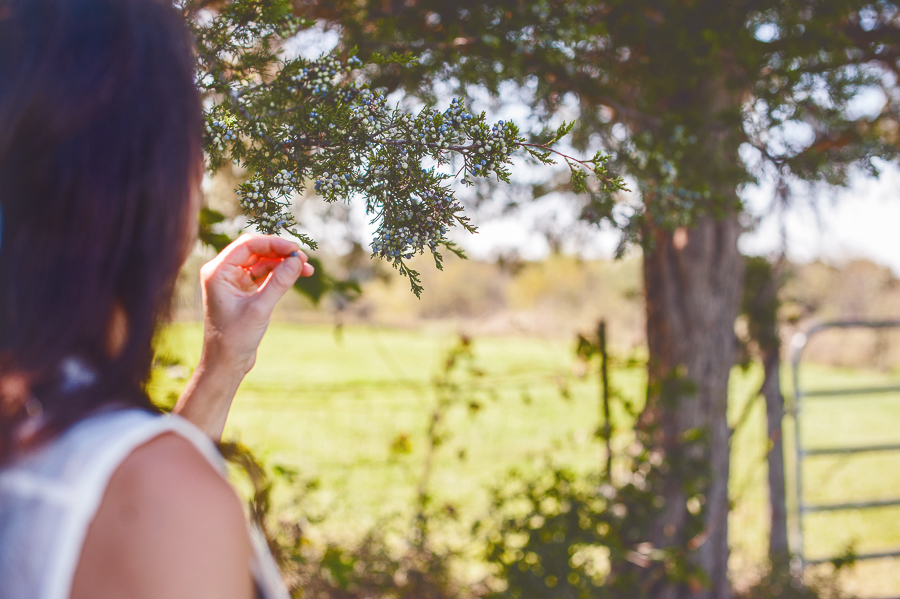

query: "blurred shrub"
(476, 379), (710, 599)
(736, 562), (850, 599)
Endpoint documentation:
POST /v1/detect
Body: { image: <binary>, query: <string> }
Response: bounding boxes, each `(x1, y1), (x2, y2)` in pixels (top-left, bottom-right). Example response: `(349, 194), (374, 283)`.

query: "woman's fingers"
(245, 257), (282, 283)
(245, 256), (314, 285)
(242, 254), (263, 270)
(201, 235), (315, 305)
(216, 234), (307, 269)
(253, 255), (306, 313)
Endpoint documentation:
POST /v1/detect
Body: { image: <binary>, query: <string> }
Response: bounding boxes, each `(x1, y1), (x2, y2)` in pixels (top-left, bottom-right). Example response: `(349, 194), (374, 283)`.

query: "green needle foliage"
(183, 0), (626, 296)
(293, 0), (900, 244)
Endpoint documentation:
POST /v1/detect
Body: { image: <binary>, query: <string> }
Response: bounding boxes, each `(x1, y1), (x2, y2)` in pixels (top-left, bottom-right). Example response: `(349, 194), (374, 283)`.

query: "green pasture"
(150, 323), (900, 594)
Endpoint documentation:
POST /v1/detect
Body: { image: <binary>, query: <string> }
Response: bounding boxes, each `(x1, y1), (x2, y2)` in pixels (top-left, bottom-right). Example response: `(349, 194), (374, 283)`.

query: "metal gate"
(790, 320), (900, 581)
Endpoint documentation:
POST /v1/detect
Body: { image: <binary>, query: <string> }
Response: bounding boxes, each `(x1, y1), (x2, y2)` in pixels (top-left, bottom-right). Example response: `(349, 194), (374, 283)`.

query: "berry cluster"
(236, 170), (301, 234)
(467, 119), (515, 179)
(285, 55), (355, 96)
(208, 119), (238, 144)
(370, 194), (460, 261)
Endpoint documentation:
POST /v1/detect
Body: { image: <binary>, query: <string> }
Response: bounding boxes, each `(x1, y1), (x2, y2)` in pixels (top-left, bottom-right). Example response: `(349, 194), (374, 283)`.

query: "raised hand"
(174, 235), (314, 439)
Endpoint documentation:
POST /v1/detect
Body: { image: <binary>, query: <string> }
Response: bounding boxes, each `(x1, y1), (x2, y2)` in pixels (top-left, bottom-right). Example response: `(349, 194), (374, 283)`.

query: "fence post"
(598, 320), (612, 482)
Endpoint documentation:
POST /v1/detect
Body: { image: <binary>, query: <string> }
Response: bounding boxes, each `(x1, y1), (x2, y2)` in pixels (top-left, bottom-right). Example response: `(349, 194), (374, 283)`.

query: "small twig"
(519, 142), (620, 186)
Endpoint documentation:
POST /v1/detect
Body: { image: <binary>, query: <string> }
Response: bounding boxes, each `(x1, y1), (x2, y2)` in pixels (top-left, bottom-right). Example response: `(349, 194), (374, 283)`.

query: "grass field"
(149, 322), (900, 596)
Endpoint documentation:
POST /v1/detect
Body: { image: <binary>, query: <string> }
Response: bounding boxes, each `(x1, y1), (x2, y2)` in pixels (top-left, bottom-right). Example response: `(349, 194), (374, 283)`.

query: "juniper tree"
(184, 0), (624, 297)
(286, 0), (900, 597)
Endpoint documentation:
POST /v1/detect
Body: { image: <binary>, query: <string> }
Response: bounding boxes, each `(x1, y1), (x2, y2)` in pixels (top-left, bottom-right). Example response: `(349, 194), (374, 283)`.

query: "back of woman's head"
(0, 0), (202, 461)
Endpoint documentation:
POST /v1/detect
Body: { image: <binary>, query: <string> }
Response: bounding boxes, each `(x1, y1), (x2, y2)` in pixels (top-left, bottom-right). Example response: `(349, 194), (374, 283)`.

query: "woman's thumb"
(254, 255), (305, 313)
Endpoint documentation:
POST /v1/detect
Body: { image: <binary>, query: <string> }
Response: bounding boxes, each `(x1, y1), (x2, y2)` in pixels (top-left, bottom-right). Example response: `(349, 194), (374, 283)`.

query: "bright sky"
(453, 163), (900, 276)
(739, 164), (900, 275)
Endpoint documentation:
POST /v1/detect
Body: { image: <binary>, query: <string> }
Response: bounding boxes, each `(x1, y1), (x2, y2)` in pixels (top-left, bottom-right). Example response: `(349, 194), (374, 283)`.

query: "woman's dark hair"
(0, 0), (202, 462)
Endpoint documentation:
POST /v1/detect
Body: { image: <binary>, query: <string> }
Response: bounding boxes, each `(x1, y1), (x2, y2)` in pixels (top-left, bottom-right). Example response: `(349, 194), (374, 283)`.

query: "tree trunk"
(742, 255), (790, 569)
(641, 213), (743, 599)
(762, 330), (790, 567)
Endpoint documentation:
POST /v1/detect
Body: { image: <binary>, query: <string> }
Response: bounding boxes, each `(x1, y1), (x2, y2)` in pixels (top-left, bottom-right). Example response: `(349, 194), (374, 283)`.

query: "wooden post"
(599, 320), (612, 482)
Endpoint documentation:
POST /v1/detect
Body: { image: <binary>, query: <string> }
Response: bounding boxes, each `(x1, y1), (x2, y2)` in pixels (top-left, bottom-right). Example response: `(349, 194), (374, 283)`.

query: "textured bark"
(641, 213), (743, 599)
(762, 348), (789, 564)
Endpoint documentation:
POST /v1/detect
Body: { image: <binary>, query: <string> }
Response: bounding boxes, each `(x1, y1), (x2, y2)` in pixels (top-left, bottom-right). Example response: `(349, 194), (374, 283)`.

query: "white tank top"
(0, 407), (289, 599)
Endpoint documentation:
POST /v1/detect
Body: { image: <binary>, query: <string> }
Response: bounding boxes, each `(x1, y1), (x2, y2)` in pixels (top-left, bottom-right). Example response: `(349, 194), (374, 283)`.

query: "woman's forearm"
(173, 352), (246, 441)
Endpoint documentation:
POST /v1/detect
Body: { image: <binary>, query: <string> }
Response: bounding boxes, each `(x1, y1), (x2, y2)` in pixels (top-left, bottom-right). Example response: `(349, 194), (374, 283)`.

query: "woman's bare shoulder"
(70, 432), (255, 599)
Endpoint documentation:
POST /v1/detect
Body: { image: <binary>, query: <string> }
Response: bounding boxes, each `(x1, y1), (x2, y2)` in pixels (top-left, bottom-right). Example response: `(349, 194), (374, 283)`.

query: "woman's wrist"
(198, 347), (248, 387)
(199, 334), (257, 379)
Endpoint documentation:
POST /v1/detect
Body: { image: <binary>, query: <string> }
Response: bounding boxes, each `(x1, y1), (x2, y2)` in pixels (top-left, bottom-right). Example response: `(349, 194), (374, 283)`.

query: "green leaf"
(552, 121), (575, 144)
